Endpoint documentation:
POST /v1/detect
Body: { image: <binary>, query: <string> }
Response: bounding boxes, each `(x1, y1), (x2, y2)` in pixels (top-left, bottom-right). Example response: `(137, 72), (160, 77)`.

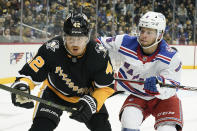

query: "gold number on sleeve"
(29, 56), (45, 72)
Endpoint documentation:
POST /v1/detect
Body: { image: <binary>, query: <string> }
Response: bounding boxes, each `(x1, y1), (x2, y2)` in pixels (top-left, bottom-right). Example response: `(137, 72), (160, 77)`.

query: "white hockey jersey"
(97, 34), (182, 100)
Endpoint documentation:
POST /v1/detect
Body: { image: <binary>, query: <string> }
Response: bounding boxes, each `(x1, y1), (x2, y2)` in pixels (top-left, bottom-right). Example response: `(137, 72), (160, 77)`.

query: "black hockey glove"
(69, 95), (97, 123)
(11, 81), (34, 109)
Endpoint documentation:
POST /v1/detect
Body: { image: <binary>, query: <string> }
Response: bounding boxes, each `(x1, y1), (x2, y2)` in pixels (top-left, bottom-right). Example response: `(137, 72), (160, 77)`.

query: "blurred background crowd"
(0, 0), (196, 45)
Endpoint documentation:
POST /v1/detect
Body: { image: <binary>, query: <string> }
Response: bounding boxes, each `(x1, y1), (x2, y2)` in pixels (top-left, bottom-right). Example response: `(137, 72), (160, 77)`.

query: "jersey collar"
(136, 44), (160, 64)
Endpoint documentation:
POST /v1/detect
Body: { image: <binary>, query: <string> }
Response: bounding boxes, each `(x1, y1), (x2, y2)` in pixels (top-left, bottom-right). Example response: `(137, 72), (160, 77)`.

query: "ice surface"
(0, 70), (197, 131)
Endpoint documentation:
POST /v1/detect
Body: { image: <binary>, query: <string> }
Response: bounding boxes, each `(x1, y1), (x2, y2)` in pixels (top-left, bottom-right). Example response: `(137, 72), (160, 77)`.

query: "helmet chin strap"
(138, 33), (163, 50)
(63, 37), (75, 56)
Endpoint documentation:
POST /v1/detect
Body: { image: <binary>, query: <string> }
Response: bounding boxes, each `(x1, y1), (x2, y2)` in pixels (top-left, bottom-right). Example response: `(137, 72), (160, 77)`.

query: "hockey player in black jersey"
(11, 12), (115, 131)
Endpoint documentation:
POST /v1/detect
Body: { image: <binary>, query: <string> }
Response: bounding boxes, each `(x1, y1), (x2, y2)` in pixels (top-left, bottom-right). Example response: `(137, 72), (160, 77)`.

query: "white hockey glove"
(11, 81), (34, 109)
(69, 95), (97, 123)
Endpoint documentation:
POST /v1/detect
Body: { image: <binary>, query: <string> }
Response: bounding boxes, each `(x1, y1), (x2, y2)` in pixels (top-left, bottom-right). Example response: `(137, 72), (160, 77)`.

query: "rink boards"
(0, 43), (197, 84)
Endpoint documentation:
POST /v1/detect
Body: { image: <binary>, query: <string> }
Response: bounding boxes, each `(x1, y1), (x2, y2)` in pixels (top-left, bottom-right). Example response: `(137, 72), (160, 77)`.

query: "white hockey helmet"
(138, 11), (166, 49)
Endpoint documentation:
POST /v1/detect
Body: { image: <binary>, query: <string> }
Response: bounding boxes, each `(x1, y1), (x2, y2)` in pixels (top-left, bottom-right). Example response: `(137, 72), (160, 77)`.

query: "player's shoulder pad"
(40, 36), (64, 53)
(122, 34), (137, 40)
(122, 34), (137, 42)
(121, 35), (138, 48)
(89, 40), (113, 72)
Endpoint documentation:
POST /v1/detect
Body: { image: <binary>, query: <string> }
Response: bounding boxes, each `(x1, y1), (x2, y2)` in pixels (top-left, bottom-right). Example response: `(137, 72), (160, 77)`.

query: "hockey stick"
(115, 78), (197, 91)
(0, 84), (74, 112)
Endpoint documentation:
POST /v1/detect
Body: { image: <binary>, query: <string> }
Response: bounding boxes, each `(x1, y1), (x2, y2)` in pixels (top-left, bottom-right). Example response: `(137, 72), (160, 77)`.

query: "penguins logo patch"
(95, 44), (107, 58)
(46, 40), (60, 52)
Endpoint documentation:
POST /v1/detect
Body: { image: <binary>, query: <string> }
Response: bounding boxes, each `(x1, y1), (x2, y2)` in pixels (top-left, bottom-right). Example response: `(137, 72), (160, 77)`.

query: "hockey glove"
(69, 95), (97, 123)
(11, 81), (34, 109)
(143, 76), (164, 96)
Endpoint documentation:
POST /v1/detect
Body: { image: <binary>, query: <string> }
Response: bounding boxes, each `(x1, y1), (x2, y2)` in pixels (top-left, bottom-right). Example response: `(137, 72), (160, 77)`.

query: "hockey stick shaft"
(0, 84), (74, 112)
(115, 78), (197, 91)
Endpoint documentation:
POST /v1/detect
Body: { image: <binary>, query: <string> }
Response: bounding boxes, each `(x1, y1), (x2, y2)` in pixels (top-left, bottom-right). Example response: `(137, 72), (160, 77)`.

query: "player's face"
(65, 35), (88, 56)
(139, 27), (157, 47)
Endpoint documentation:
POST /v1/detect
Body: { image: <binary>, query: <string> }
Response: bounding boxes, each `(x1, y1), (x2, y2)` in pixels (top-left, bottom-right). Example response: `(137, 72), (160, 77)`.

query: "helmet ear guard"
(64, 12), (90, 36)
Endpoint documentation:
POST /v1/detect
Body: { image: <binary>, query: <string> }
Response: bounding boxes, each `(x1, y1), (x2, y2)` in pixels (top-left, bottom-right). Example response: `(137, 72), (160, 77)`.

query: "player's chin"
(141, 42), (151, 47)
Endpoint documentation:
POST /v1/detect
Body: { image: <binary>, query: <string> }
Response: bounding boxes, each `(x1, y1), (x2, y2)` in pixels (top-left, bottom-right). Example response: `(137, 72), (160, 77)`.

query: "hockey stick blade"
(0, 84), (74, 112)
(115, 78), (197, 91)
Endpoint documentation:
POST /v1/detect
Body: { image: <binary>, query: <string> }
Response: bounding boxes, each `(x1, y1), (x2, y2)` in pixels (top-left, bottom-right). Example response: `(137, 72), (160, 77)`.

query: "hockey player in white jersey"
(97, 11), (183, 131)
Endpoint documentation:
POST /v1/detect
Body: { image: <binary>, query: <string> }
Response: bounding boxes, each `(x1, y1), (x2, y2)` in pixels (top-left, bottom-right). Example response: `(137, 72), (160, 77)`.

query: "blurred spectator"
(106, 10), (113, 22)
(4, 14), (12, 28)
(98, 7), (107, 23)
(177, 28), (188, 45)
(115, 0), (123, 15)
(125, 0), (134, 12)
(0, 0), (196, 44)
(10, 0), (20, 10)
(35, 1), (43, 13)
(187, 3), (194, 23)
(0, 0), (6, 16)
(0, 28), (3, 36)
(117, 26), (124, 35)
(124, 11), (132, 23)
(178, 34), (187, 45)
(177, 3), (187, 24)
(22, 28), (35, 42)
(0, 28), (12, 42)
(133, 13), (140, 25)
(164, 33), (172, 44)
(0, 17), (5, 30)
(187, 31), (194, 45)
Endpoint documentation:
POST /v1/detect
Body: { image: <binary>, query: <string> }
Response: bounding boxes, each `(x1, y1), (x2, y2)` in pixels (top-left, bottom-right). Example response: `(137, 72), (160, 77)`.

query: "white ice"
(0, 69), (197, 131)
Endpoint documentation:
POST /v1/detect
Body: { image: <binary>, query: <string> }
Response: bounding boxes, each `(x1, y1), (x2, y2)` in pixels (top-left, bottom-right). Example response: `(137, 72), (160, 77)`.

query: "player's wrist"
(79, 95), (97, 114)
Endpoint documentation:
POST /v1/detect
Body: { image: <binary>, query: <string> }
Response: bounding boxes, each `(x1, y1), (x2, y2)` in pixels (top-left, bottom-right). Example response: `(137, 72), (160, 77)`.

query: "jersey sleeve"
(97, 35), (124, 51)
(156, 52), (182, 100)
(18, 41), (53, 82)
(91, 49), (115, 111)
(97, 35), (126, 73)
(94, 52), (114, 87)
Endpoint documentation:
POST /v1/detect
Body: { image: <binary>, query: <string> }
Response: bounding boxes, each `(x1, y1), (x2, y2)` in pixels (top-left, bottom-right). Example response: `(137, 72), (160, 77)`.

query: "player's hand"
(97, 37), (115, 50)
(69, 95), (97, 123)
(11, 81), (34, 109)
(143, 76), (164, 96)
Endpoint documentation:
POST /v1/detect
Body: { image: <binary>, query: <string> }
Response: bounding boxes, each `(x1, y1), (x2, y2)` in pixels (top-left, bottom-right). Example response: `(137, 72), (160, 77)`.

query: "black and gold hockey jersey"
(18, 36), (115, 111)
